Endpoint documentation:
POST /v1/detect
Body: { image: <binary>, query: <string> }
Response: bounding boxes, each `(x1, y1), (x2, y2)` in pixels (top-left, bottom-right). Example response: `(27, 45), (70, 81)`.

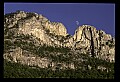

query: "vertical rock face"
(73, 25), (115, 62)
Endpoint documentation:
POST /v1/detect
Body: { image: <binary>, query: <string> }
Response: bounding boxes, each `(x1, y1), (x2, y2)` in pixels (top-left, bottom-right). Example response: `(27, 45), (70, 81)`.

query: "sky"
(4, 3), (115, 37)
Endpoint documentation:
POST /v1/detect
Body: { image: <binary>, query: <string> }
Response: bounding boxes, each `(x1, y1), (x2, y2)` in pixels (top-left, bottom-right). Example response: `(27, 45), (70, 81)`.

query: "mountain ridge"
(4, 10), (115, 78)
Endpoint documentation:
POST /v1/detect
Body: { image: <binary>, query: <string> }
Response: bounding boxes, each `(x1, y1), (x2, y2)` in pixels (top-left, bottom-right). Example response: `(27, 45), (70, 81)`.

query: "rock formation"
(73, 25), (115, 62)
(4, 10), (115, 71)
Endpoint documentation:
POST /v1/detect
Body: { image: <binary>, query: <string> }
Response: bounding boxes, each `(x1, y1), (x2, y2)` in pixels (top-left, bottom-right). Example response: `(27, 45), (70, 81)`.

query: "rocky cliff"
(73, 25), (115, 62)
(4, 11), (115, 76)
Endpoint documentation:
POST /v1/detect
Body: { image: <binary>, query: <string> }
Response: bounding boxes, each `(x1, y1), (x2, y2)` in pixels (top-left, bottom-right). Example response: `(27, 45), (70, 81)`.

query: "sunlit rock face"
(4, 10), (115, 70)
(45, 22), (68, 36)
(73, 25), (115, 62)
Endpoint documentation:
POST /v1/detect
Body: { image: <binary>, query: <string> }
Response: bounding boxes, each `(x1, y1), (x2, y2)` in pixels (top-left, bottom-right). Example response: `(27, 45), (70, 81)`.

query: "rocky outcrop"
(4, 10), (67, 36)
(73, 25), (115, 62)
(45, 22), (68, 36)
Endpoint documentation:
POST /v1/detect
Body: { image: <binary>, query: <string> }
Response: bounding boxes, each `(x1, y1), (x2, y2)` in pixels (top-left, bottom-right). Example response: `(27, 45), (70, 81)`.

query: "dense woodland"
(4, 58), (114, 78)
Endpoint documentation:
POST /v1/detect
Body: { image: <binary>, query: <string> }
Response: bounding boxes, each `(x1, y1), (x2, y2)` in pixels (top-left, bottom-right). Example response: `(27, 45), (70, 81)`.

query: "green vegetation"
(4, 59), (114, 78)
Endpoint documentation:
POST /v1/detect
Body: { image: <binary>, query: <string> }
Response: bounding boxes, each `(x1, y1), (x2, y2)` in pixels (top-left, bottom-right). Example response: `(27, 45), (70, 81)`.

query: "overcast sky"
(4, 3), (115, 37)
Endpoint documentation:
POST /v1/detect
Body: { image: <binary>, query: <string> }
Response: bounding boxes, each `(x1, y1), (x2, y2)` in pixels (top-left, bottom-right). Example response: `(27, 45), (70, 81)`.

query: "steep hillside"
(4, 11), (115, 78)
